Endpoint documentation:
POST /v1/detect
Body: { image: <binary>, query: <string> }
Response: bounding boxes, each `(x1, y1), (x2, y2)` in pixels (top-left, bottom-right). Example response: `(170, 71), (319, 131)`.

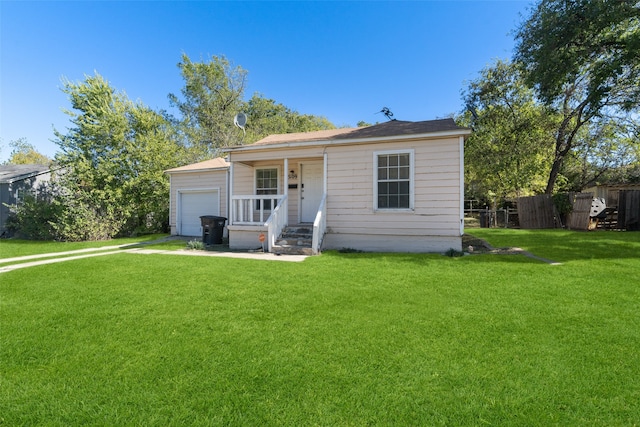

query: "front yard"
(1, 230), (639, 425)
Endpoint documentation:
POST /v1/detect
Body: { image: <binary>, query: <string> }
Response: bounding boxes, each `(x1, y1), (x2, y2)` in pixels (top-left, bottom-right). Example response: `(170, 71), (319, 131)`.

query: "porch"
(227, 156), (328, 255)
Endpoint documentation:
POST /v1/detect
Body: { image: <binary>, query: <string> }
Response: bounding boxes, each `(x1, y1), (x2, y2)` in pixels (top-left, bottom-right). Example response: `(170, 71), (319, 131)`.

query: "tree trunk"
(545, 156), (563, 194)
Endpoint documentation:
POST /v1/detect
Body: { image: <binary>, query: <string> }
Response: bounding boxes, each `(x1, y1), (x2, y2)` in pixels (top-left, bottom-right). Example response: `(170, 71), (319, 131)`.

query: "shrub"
(187, 239), (205, 250)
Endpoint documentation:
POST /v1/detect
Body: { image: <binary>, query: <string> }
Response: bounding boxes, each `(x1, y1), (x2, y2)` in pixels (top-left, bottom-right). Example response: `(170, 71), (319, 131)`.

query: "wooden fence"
(566, 193), (594, 230)
(517, 195), (556, 229)
(517, 193), (593, 230)
(618, 190), (640, 231)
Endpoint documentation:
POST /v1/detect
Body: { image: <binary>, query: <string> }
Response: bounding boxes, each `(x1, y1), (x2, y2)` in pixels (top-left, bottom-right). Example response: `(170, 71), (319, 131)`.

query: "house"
(167, 118), (470, 254)
(0, 164), (52, 235)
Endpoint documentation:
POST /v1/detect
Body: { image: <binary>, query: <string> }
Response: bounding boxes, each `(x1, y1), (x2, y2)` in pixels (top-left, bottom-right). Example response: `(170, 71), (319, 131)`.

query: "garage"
(165, 157), (229, 237)
(178, 190), (220, 236)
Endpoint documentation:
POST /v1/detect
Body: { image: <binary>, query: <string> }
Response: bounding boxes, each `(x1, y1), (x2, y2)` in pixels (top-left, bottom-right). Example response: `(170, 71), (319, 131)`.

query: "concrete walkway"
(0, 242), (308, 274)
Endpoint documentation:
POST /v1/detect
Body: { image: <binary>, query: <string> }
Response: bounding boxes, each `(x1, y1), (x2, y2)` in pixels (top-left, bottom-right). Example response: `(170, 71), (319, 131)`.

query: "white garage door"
(179, 191), (220, 236)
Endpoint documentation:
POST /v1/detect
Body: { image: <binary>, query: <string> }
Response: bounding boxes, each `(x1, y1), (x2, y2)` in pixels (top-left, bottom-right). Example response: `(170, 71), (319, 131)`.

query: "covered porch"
(226, 154), (328, 254)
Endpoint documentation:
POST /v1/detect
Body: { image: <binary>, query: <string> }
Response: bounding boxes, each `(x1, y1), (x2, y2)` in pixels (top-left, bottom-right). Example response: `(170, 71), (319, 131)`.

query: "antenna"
(234, 112), (247, 136)
(379, 107), (396, 121)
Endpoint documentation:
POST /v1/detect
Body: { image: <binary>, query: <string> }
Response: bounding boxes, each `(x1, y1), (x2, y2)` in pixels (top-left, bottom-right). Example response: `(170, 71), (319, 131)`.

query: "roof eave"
(2, 169), (52, 184)
(164, 166), (230, 174)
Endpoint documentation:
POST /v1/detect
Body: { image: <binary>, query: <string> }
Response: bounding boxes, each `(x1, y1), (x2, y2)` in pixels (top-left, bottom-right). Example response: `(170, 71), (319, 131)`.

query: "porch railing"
(312, 193), (327, 255)
(266, 195), (288, 252)
(231, 195), (285, 225)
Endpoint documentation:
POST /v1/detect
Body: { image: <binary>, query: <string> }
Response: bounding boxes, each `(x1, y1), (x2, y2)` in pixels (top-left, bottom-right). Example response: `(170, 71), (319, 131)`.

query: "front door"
(300, 162), (323, 223)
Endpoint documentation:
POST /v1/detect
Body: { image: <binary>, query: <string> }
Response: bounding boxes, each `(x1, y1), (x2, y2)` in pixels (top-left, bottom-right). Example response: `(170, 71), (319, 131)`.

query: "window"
(256, 168), (278, 209)
(375, 150), (413, 210)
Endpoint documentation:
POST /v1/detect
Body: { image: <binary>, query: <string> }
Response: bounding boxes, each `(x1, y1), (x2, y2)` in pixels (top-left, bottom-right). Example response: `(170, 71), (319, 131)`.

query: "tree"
(6, 138), (51, 165)
(54, 73), (184, 240)
(515, 0), (640, 193)
(243, 94), (334, 142)
(460, 60), (556, 204)
(168, 54), (247, 158)
(168, 54), (336, 162)
(561, 116), (640, 190)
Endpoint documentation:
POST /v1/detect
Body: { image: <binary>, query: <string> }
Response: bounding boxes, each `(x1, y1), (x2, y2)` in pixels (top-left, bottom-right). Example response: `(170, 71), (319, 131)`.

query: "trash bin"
(479, 210), (491, 228)
(200, 215), (227, 245)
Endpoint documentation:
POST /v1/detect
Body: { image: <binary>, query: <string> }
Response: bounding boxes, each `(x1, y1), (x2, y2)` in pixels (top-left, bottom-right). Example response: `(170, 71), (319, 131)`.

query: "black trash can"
(200, 215), (227, 245)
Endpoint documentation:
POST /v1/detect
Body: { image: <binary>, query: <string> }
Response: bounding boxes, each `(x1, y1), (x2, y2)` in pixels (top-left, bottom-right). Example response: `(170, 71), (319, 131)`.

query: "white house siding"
(168, 170), (228, 236)
(322, 137), (462, 252)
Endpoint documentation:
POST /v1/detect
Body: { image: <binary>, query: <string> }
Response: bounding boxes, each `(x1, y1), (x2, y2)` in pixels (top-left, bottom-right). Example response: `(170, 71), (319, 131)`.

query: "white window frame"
(373, 149), (415, 212)
(254, 166), (280, 210)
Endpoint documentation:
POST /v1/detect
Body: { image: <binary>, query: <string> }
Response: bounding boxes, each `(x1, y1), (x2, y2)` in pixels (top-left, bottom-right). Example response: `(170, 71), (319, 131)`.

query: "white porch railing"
(266, 195), (288, 252)
(312, 193), (327, 255)
(231, 195), (285, 225)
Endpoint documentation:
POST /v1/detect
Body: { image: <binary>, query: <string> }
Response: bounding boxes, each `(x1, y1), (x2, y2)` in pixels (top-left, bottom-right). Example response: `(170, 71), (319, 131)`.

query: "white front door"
(300, 162), (323, 223)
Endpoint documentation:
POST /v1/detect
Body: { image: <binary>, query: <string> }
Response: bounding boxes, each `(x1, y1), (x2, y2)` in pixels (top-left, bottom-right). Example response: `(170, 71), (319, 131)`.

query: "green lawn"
(0, 234), (169, 259)
(1, 230), (639, 426)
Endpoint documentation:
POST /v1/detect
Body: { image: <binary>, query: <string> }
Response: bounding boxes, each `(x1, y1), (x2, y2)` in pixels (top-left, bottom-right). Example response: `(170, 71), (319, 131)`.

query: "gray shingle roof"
(250, 118), (469, 146)
(0, 164), (50, 184)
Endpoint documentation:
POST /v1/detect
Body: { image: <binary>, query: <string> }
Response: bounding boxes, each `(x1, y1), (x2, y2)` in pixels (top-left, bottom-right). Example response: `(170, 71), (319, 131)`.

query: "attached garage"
(165, 158), (229, 237)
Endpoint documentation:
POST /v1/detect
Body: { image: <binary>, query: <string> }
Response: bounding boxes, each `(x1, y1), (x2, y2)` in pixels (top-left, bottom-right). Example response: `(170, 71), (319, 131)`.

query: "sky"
(0, 0), (532, 162)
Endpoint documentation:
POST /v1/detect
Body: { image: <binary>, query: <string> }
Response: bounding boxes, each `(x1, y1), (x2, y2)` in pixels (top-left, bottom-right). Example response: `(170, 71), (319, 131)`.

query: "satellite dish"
(234, 112), (247, 134)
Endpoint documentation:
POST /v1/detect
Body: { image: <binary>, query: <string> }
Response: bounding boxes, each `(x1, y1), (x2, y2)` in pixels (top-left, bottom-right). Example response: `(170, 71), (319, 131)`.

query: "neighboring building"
(0, 164), (52, 235)
(583, 183), (640, 208)
(167, 119), (470, 253)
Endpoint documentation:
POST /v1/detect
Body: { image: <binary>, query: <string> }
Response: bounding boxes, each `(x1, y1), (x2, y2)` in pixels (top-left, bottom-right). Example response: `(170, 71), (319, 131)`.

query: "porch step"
(273, 225), (314, 255)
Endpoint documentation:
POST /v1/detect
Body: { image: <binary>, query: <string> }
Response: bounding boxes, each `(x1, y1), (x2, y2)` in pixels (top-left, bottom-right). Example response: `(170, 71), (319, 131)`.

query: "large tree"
(515, 0), (640, 193)
(54, 73), (183, 240)
(460, 60), (556, 204)
(168, 54), (335, 162)
(168, 54), (248, 159)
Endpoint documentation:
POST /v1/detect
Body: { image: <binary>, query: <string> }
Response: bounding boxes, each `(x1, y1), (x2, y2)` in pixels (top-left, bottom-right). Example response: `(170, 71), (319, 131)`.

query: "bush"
(50, 198), (126, 241)
(4, 193), (61, 240)
(187, 239), (205, 250)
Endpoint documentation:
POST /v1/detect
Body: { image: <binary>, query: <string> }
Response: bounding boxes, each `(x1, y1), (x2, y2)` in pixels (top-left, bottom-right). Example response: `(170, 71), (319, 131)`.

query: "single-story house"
(167, 118), (471, 253)
(0, 164), (52, 235)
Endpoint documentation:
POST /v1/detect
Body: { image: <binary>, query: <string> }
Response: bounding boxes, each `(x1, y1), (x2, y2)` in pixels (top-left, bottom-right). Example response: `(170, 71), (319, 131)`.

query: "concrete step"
(273, 225), (314, 255)
(272, 243), (314, 256)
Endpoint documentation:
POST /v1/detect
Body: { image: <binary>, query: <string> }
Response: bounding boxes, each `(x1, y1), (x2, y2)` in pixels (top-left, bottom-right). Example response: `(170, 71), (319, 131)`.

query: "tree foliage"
(168, 54), (247, 158)
(562, 116), (640, 189)
(243, 94), (334, 142)
(5, 138), (51, 165)
(53, 73), (184, 240)
(460, 60), (556, 203)
(168, 54), (335, 161)
(514, 0), (640, 193)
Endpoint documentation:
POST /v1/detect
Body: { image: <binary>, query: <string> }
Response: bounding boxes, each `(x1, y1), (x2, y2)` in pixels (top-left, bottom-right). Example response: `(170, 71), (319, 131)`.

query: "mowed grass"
(0, 234), (169, 259)
(1, 230), (640, 426)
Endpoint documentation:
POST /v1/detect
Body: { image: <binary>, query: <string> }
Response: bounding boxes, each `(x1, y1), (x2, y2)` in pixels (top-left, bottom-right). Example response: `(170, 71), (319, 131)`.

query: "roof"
(243, 118), (470, 147)
(164, 157), (230, 174)
(0, 164), (51, 184)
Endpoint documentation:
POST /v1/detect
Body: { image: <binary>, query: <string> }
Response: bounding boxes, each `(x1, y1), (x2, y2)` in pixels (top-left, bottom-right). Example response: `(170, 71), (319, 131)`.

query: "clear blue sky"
(0, 0), (531, 162)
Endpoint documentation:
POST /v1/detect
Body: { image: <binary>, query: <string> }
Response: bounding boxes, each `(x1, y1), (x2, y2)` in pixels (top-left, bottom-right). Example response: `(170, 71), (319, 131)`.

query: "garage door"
(179, 191), (220, 236)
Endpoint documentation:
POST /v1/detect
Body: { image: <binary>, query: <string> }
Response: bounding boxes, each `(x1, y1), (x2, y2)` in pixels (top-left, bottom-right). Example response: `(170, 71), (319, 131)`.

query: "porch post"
(284, 158), (288, 197)
(284, 158), (289, 225)
(323, 152), (328, 193)
(228, 161), (234, 226)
